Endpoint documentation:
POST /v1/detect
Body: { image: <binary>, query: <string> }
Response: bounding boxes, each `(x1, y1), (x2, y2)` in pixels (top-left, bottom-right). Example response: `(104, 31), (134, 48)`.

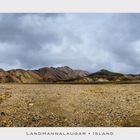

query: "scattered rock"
(1, 112), (5, 116)
(28, 103), (34, 106)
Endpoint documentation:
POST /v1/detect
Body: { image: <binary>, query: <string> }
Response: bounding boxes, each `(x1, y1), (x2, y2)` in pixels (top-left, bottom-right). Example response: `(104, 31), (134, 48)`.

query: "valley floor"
(0, 84), (140, 127)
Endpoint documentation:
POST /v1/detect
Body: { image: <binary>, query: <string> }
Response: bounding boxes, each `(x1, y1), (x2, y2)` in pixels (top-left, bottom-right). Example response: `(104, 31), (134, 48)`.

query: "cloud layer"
(0, 13), (140, 73)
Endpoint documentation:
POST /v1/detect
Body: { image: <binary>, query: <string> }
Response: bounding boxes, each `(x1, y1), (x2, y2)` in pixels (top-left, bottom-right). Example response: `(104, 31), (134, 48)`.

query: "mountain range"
(0, 66), (140, 83)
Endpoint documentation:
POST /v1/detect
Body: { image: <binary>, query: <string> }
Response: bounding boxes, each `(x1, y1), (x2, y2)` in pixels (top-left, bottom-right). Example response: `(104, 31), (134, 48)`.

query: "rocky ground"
(0, 84), (140, 127)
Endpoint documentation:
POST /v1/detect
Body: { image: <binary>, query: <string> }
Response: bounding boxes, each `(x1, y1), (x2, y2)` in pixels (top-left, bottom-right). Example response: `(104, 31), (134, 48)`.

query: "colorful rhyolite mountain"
(0, 66), (89, 83)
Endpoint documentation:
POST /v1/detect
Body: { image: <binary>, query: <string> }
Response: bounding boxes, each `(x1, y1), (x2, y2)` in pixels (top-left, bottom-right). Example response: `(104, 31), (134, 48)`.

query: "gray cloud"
(0, 13), (140, 74)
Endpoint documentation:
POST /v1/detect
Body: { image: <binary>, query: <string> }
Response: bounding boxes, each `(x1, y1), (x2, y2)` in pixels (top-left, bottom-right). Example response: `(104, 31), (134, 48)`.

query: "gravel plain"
(0, 84), (140, 127)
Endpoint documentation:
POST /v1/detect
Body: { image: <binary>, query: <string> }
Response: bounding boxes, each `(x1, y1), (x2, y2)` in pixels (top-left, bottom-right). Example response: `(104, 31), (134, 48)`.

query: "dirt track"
(0, 84), (140, 127)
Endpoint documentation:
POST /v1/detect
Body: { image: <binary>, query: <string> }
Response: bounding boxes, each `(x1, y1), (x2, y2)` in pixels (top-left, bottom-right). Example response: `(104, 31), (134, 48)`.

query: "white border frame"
(0, 0), (140, 12)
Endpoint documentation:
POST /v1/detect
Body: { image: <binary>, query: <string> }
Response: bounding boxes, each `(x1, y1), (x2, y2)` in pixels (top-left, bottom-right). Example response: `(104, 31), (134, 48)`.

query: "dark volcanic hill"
(73, 69), (140, 83)
(88, 69), (126, 81)
(0, 66), (89, 83)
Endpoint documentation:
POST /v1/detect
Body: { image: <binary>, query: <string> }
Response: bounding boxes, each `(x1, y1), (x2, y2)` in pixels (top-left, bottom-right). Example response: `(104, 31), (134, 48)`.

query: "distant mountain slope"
(0, 66), (89, 83)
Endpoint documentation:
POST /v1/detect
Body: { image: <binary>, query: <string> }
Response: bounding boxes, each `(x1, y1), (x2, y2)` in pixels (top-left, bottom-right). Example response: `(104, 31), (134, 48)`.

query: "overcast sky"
(0, 13), (140, 73)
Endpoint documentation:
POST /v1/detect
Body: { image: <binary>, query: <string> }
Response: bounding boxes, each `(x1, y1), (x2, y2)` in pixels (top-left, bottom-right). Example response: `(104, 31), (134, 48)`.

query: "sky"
(0, 13), (140, 74)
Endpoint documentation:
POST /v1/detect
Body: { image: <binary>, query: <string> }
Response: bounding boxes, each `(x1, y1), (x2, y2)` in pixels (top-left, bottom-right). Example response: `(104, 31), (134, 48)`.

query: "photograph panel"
(0, 13), (140, 127)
